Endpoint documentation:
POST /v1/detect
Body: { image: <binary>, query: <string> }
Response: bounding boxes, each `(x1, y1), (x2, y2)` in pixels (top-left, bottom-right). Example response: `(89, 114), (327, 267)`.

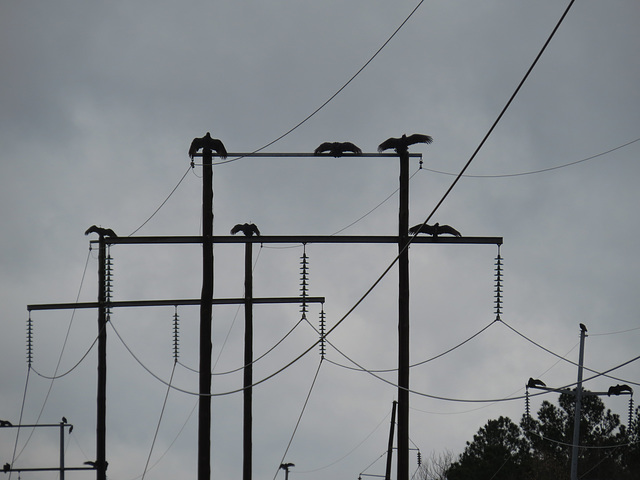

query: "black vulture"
(314, 142), (362, 157)
(527, 377), (546, 388)
(189, 132), (227, 159)
(608, 384), (633, 396)
(409, 222), (461, 237)
(580, 323), (588, 332)
(230, 223), (261, 237)
(3, 463), (10, 473)
(378, 134), (433, 154)
(62, 416), (68, 423)
(85, 225), (117, 238)
(0, 420), (12, 427)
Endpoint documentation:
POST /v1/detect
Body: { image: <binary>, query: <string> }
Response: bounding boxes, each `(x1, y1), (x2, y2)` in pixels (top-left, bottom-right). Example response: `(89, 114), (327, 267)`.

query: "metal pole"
(243, 242), (253, 480)
(59, 421), (65, 480)
(199, 148), (214, 480)
(97, 235), (107, 480)
(570, 324), (587, 480)
(385, 401), (397, 480)
(397, 151), (410, 480)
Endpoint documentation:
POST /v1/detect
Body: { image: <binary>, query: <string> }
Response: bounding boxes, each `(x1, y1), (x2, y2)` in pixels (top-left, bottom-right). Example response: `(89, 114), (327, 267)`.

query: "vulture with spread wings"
(85, 225), (117, 238)
(608, 384), (633, 396)
(189, 132), (227, 159)
(527, 378), (547, 388)
(409, 222), (461, 237)
(314, 142), (362, 157)
(231, 223), (261, 237)
(378, 134), (433, 154)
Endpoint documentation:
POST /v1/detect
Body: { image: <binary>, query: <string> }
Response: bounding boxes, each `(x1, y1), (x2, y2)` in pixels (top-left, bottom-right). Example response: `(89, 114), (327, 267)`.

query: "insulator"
(26, 315), (34, 367)
(417, 450), (422, 466)
(319, 307), (326, 358)
(300, 248), (309, 318)
(173, 306), (180, 361)
(525, 388), (531, 419)
(629, 396), (634, 428)
(494, 251), (503, 320)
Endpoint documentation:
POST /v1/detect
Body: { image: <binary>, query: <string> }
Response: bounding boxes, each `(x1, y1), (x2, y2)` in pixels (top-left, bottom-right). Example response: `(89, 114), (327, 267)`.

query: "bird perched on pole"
(188, 132), (227, 159)
(314, 141), (362, 157)
(378, 133), (433, 155)
(409, 223), (461, 237)
(608, 384), (633, 396)
(230, 223), (261, 237)
(527, 378), (547, 388)
(85, 225), (117, 238)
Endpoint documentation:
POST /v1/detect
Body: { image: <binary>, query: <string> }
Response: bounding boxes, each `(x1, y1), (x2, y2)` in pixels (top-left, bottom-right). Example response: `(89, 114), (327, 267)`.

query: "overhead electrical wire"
(423, 135), (640, 179)
(212, 0), (428, 166)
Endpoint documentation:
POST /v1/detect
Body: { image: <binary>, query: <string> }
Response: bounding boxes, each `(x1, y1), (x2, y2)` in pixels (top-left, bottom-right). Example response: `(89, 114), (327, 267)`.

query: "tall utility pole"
(384, 401), (398, 480)
(199, 147), (214, 480)
(243, 241), (253, 480)
(96, 233), (108, 480)
(570, 323), (587, 480)
(397, 151), (410, 480)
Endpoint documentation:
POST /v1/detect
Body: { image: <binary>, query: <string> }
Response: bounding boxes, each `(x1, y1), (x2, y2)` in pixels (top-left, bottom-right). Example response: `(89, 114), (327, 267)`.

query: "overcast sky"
(1, 1), (639, 479)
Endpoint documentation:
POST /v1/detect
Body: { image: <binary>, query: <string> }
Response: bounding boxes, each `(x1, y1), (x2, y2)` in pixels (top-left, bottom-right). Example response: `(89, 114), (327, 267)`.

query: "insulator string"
(26, 313), (33, 367)
(494, 245), (503, 320)
(173, 306), (180, 361)
(319, 305), (326, 359)
(300, 244), (309, 319)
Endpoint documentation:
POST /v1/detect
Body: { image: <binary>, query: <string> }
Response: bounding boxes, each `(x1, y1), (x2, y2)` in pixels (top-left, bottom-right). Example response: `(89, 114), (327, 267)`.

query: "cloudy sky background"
(1, 1), (639, 479)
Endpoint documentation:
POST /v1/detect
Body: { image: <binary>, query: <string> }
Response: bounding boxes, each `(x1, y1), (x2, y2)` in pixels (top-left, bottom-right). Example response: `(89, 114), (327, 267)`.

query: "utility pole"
(397, 151), (410, 480)
(384, 401), (397, 480)
(570, 323), (587, 480)
(199, 146), (214, 480)
(243, 240), (253, 480)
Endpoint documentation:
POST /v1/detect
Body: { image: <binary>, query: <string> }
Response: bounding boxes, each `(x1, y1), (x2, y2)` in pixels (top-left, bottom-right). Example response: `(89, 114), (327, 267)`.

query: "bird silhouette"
(608, 384), (633, 396)
(378, 134), (433, 154)
(409, 223), (461, 237)
(189, 132), (227, 159)
(3, 463), (10, 473)
(527, 377), (547, 388)
(84, 225), (117, 238)
(62, 417), (68, 423)
(0, 420), (12, 427)
(230, 223), (261, 237)
(314, 142), (362, 157)
(580, 323), (587, 332)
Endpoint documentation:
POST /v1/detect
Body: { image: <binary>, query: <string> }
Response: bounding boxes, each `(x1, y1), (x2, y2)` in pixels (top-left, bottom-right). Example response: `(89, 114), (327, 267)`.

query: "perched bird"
(378, 134), (433, 154)
(608, 384), (633, 396)
(62, 416), (68, 423)
(3, 463), (10, 473)
(230, 223), (261, 237)
(0, 420), (12, 427)
(314, 141), (362, 157)
(580, 323), (587, 332)
(84, 461), (96, 468)
(85, 225), (117, 238)
(409, 223), (461, 237)
(188, 132), (227, 159)
(527, 378), (547, 388)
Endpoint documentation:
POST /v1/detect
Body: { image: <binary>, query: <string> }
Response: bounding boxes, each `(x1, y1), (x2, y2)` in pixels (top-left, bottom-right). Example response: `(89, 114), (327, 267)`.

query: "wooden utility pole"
(397, 151), (410, 480)
(384, 401), (397, 480)
(96, 234), (108, 480)
(570, 324), (587, 480)
(199, 147), (214, 480)
(243, 241), (253, 480)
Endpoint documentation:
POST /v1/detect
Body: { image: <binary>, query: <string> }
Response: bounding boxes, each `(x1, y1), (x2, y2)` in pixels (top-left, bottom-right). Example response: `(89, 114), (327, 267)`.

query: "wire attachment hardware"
(494, 246), (503, 320)
(300, 246), (309, 319)
(105, 247), (114, 317)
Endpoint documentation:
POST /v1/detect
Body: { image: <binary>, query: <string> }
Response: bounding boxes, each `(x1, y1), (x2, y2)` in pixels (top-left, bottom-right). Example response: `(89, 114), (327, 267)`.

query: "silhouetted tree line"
(418, 391), (639, 480)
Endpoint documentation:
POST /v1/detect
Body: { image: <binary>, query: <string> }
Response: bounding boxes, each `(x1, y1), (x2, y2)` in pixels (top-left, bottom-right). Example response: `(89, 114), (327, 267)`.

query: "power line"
(422, 136), (640, 179)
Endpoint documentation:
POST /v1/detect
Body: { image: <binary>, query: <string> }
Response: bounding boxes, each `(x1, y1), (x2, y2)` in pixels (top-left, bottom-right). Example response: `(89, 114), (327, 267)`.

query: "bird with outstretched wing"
(409, 222), (461, 237)
(230, 223), (261, 237)
(527, 377), (547, 388)
(378, 134), (433, 154)
(314, 142), (362, 157)
(85, 225), (117, 238)
(189, 132), (227, 159)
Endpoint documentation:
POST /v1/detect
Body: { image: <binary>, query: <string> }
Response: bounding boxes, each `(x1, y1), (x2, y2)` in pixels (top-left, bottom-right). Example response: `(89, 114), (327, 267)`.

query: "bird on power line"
(409, 222), (461, 237)
(378, 134), (433, 155)
(608, 384), (633, 396)
(85, 225), (117, 238)
(314, 141), (362, 157)
(189, 132), (228, 159)
(230, 223), (261, 237)
(527, 377), (547, 388)
(0, 420), (12, 427)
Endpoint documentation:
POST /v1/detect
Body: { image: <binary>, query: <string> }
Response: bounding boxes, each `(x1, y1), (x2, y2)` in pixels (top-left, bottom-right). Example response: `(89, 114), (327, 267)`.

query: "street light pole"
(570, 323), (587, 480)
